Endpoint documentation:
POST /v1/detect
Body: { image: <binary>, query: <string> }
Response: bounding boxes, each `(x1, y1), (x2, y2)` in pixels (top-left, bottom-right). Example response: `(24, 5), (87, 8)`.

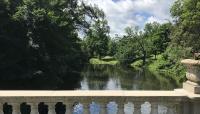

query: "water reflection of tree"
(0, 71), (82, 90)
(133, 69), (179, 90)
(81, 65), (109, 90)
(81, 64), (179, 90)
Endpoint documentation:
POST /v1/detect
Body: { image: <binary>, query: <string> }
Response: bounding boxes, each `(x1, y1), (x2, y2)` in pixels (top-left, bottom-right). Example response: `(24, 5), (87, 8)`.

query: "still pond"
(0, 65), (180, 90)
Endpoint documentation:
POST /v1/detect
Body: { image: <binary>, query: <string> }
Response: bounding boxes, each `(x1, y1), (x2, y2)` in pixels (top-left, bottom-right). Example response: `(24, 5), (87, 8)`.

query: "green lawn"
(89, 57), (119, 65)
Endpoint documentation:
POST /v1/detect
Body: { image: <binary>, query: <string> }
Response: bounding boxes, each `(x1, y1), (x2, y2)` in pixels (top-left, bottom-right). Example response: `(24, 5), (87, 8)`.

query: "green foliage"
(114, 35), (137, 64)
(170, 0), (200, 52)
(130, 60), (143, 68)
(107, 38), (117, 56)
(0, 0), (102, 78)
(83, 13), (110, 58)
(114, 23), (171, 65)
(163, 45), (192, 62)
(144, 22), (172, 59)
(148, 54), (186, 84)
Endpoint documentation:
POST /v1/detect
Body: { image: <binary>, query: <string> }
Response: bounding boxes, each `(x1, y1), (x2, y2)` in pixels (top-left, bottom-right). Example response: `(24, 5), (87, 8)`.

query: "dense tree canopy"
(83, 12), (110, 58)
(114, 23), (171, 65)
(170, 0), (200, 52)
(1, 0), (200, 85)
(0, 0), (102, 79)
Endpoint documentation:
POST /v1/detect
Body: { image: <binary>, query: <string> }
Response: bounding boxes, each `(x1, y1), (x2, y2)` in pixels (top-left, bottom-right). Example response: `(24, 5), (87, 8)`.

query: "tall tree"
(170, 0), (200, 52)
(0, 0), (102, 79)
(144, 22), (171, 59)
(84, 11), (110, 58)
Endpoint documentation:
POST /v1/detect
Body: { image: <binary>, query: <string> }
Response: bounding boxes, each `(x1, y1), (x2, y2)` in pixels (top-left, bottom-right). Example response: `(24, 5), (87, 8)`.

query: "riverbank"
(131, 54), (186, 85)
(89, 55), (185, 85)
(89, 57), (119, 65)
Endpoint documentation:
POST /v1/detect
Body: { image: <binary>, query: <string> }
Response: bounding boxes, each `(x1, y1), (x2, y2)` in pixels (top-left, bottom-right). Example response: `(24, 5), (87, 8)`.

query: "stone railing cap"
(0, 90), (187, 97)
(181, 59), (200, 65)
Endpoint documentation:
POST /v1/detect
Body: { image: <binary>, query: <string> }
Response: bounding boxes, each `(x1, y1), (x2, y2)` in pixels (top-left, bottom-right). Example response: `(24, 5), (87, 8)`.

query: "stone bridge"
(0, 59), (199, 114)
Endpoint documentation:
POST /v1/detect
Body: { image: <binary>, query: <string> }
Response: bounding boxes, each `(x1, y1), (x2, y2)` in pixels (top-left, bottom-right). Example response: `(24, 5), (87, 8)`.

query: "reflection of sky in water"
(105, 78), (121, 90)
(80, 77), (122, 90)
(132, 83), (138, 90)
(80, 77), (89, 90)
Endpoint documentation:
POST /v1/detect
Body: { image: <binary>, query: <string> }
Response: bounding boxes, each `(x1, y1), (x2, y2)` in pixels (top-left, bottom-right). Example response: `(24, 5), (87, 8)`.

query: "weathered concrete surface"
(0, 90), (189, 97)
(0, 90), (199, 114)
(181, 59), (200, 94)
(181, 59), (200, 65)
(183, 81), (200, 94)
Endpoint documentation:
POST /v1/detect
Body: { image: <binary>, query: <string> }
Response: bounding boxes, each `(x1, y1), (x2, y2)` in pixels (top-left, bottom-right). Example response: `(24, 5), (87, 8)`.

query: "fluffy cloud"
(83, 0), (175, 37)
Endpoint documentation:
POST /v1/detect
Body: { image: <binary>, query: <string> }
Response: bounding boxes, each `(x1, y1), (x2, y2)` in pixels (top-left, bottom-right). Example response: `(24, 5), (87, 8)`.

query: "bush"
(131, 60), (143, 68)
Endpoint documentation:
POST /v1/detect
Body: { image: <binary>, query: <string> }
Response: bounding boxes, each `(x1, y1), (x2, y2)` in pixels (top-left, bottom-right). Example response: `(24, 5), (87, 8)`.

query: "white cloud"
(83, 0), (175, 37)
(146, 16), (166, 24)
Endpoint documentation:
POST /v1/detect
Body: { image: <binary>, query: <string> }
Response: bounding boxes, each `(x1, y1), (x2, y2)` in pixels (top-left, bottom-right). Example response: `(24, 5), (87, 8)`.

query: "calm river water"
(79, 65), (179, 90)
(0, 64), (180, 90)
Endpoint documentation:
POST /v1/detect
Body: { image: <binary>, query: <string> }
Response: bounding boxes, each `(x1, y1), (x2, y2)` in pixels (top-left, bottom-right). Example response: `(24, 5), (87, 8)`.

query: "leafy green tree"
(115, 26), (150, 65)
(0, 0), (102, 79)
(115, 23), (171, 65)
(144, 22), (171, 59)
(107, 38), (117, 56)
(170, 0), (200, 52)
(84, 12), (110, 58)
(115, 35), (137, 64)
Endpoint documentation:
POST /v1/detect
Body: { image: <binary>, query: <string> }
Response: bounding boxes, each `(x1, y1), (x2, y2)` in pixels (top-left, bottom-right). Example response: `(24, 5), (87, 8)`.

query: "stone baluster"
(28, 103), (39, 114)
(99, 102), (107, 114)
(83, 102), (90, 114)
(134, 102), (142, 114)
(11, 103), (21, 114)
(151, 103), (158, 114)
(193, 102), (200, 114)
(181, 102), (190, 114)
(65, 103), (72, 114)
(0, 103), (3, 114)
(167, 104), (176, 114)
(117, 103), (124, 114)
(46, 103), (56, 114)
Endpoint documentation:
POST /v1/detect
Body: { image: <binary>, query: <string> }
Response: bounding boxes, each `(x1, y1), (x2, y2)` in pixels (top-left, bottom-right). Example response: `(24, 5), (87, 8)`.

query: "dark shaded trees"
(0, 0), (102, 79)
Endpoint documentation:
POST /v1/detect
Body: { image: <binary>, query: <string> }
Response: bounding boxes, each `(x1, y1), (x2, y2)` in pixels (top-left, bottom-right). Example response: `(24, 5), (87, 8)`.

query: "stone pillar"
(46, 103), (56, 114)
(65, 103), (72, 114)
(83, 103), (89, 114)
(11, 103), (21, 114)
(29, 103), (39, 114)
(117, 103), (124, 114)
(99, 102), (107, 114)
(134, 102), (142, 114)
(151, 103), (158, 114)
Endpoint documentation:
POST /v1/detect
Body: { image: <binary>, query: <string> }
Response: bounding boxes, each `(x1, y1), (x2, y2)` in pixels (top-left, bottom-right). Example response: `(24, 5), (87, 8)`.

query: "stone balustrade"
(0, 90), (199, 114)
(0, 59), (200, 114)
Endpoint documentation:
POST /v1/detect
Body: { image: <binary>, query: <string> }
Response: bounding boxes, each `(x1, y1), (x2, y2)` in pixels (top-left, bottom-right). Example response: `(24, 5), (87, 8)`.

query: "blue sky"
(83, 0), (175, 37)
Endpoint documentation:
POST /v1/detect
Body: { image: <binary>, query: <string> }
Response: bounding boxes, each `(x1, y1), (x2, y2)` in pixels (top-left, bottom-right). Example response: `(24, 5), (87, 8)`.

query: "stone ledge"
(181, 59), (200, 65)
(0, 90), (191, 97)
(183, 81), (200, 94)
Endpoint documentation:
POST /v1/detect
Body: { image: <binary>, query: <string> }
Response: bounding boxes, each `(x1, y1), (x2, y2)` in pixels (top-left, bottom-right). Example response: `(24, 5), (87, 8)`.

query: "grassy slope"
(131, 54), (186, 84)
(89, 58), (119, 65)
